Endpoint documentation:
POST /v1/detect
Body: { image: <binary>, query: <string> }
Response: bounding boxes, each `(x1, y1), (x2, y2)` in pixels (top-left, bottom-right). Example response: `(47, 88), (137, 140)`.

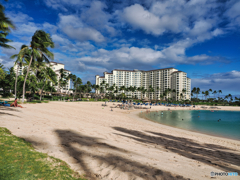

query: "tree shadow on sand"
(112, 127), (240, 174)
(55, 129), (188, 180)
(0, 106), (20, 117)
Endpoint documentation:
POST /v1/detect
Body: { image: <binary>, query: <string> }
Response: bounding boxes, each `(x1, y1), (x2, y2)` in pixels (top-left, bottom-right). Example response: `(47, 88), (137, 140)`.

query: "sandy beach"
(1, 102), (240, 180)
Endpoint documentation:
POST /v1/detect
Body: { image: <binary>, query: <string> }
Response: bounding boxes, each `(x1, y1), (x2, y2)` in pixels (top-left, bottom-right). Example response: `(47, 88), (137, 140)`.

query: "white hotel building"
(14, 62), (71, 93)
(95, 68), (191, 101)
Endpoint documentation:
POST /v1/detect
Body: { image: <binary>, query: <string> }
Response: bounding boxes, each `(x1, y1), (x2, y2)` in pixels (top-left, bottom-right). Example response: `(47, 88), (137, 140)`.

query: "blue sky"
(0, 0), (240, 96)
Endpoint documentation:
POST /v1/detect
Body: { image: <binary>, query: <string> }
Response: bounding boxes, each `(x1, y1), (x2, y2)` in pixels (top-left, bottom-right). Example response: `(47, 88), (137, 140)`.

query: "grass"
(0, 127), (86, 180)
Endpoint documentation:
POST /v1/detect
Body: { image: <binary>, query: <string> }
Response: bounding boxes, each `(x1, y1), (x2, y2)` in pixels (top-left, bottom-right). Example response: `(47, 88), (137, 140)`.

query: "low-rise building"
(14, 61), (71, 93)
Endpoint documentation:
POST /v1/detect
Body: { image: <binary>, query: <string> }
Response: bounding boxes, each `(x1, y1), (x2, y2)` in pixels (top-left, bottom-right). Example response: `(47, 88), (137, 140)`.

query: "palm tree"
(100, 86), (104, 93)
(148, 85), (154, 100)
(142, 89), (147, 99)
(208, 89), (212, 98)
(132, 86), (137, 99)
(205, 91), (209, 100)
(160, 94), (164, 101)
(0, 3), (15, 49)
(202, 91), (205, 100)
(164, 88), (171, 101)
(212, 90), (217, 99)
(39, 67), (57, 101)
(58, 68), (67, 92)
(105, 83), (109, 93)
(172, 89), (176, 101)
(228, 94), (232, 102)
(74, 77), (82, 99)
(120, 86), (125, 93)
(192, 87), (197, 98)
(137, 87), (144, 99)
(218, 90), (222, 99)
(21, 30), (54, 102)
(180, 93), (183, 101)
(108, 86), (114, 99)
(10, 45), (30, 98)
(71, 74), (76, 100)
(114, 86), (118, 98)
(182, 88), (186, 100)
(196, 87), (200, 99)
(100, 80), (106, 93)
(162, 92), (166, 101)
(67, 73), (73, 90)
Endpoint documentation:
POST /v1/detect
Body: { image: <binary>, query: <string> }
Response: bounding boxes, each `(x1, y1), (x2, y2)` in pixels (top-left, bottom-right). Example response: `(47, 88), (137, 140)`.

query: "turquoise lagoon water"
(144, 110), (240, 140)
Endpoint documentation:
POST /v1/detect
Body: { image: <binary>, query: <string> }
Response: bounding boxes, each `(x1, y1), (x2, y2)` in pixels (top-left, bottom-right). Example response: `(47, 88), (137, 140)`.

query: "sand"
(1, 102), (240, 180)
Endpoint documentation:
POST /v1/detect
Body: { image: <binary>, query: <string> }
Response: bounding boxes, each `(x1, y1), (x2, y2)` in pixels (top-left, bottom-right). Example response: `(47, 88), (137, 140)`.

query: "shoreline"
(135, 110), (240, 142)
(1, 101), (240, 179)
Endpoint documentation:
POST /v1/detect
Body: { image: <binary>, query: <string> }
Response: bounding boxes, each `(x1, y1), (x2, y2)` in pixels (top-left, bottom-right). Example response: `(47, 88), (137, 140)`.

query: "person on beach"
(10, 98), (24, 108)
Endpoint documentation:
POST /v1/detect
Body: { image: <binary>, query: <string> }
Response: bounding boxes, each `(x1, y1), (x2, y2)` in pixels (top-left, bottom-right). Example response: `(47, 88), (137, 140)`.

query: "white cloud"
(81, 1), (109, 29)
(224, 0), (240, 29)
(120, 4), (166, 35)
(192, 70), (240, 93)
(71, 43), (226, 73)
(0, 42), (24, 68)
(52, 34), (70, 44)
(44, 0), (92, 11)
(119, 1), (224, 40)
(58, 14), (105, 42)
(6, 11), (33, 23)
(43, 22), (58, 34)
(1, 42), (23, 57)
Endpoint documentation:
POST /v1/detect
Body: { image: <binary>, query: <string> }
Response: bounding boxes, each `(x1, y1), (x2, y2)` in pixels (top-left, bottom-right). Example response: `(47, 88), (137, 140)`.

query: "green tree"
(208, 89), (212, 98)
(0, 66), (15, 96)
(20, 30), (54, 102)
(196, 87), (200, 99)
(204, 91), (209, 100)
(202, 91), (205, 100)
(218, 90), (222, 99)
(182, 88), (186, 100)
(180, 93), (183, 101)
(58, 68), (67, 93)
(0, 63), (5, 81)
(137, 87), (143, 99)
(74, 77), (82, 99)
(192, 87), (197, 99)
(212, 90), (217, 99)
(0, 3), (15, 49)
(71, 74), (76, 100)
(11, 45), (30, 98)
(172, 89), (176, 101)
(39, 67), (57, 101)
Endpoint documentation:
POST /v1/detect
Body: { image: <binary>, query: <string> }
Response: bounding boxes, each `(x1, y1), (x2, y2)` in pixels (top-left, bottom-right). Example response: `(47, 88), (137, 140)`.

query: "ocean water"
(144, 110), (240, 140)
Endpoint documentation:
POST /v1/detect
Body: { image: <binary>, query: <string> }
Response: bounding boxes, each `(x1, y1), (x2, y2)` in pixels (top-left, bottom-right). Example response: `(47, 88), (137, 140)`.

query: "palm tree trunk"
(22, 55), (33, 103)
(74, 83), (77, 101)
(51, 86), (53, 101)
(15, 66), (19, 98)
(40, 79), (46, 101)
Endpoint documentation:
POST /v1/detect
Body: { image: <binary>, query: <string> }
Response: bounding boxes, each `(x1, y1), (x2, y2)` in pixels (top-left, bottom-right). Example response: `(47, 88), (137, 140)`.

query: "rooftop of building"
(50, 61), (64, 65)
(171, 71), (184, 74)
(55, 69), (71, 72)
(111, 67), (175, 73)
